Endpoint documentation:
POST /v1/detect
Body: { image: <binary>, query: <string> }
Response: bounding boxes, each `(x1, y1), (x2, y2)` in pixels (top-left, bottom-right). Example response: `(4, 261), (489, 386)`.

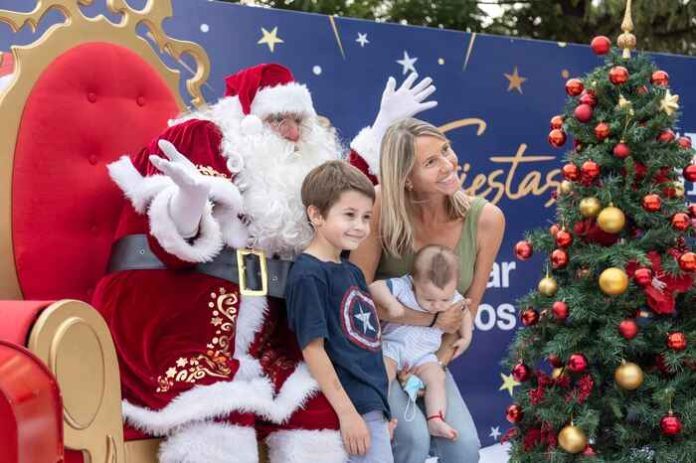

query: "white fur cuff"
(266, 429), (347, 463)
(159, 422), (258, 463)
(148, 187), (223, 263)
(350, 126), (382, 177)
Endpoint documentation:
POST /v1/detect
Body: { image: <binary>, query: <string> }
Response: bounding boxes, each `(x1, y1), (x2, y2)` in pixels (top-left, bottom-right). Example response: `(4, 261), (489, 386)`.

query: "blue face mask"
(402, 374), (425, 402)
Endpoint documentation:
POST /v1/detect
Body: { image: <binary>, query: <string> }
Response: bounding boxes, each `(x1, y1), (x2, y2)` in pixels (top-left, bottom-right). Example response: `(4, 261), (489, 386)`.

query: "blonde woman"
(350, 118), (505, 463)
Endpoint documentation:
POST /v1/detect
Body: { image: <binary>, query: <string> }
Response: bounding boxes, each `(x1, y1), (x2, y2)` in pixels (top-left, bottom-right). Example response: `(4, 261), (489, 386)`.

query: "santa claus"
(93, 63), (436, 462)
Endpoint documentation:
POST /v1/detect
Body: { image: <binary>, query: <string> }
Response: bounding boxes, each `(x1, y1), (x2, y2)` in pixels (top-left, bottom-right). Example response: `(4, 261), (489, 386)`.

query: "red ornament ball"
(633, 267), (653, 287)
(651, 70), (670, 87)
(548, 354), (563, 368)
(672, 213), (691, 231)
(555, 229), (574, 248)
(506, 404), (524, 424)
(660, 412), (682, 436)
(552, 301), (569, 321)
(548, 129), (567, 148)
(667, 332), (687, 351)
(551, 249), (569, 269)
(677, 137), (692, 149)
(683, 164), (696, 182)
(521, 308), (539, 327)
(550, 115), (564, 130)
(613, 142), (631, 159)
(579, 90), (598, 107)
(565, 78), (584, 96)
(582, 445), (597, 457)
(574, 103), (594, 123)
(658, 129), (676, 143)
(609, 66), (629, 85)
(581, 160), (600, 180)
(594, 122), (611, 141)
(568, 353), (588, 373)
(591, 36), (611, 55)
(514, 240), (533, 260)
(562, 163), (580, 181)
(689, 204), (696, 218)
(550, 223), (561, 238)
(642, 194), (662, 212)
(512, 362), (532, 382)
(618, 319), (639, 340)
(678, 252), (696, 272)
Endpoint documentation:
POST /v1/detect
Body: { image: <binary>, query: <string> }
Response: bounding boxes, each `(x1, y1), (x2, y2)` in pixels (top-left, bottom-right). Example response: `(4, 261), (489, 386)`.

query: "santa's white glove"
(371, 73), (438, 142)
(149, 140), (211, 238)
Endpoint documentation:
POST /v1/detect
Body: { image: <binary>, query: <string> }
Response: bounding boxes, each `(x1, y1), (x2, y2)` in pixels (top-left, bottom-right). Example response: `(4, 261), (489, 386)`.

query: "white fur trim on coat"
(159, 422), (258, 463)
(266, 429), (347, 463)
(148, 187), (223, 263)
(251, 82), (316, 119)
(122, 363), (319, 434)
(349, 126), (382, 177)
(108, 156), (172, 213)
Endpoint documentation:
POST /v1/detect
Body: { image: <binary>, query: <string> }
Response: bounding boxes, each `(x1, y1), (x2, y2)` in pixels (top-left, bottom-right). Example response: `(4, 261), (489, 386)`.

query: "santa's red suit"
(93, 63), (431, 462)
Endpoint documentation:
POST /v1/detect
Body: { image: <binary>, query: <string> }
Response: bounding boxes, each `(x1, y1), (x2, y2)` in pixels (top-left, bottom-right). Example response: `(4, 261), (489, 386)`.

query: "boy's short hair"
(301, 160), (375, 217)
(411, 245), (459, 290)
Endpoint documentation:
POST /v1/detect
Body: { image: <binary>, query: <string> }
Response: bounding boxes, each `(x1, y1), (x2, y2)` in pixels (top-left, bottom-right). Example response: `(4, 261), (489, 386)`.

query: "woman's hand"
(338, 410), (371, 456)
(435, 300), (466, 333)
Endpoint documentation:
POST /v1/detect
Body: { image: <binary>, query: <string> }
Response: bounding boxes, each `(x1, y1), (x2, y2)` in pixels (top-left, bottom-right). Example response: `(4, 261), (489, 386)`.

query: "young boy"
(369, 245), (473, 441)
(285, 160), (393, 462)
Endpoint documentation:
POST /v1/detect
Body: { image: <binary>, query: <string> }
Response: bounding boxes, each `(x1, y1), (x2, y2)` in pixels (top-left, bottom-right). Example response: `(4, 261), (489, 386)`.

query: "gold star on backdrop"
(258, 27), (284, 52)
(499, 372), (520, 397)
(504, 66), (527, 94)
(660, 90), (680, 116)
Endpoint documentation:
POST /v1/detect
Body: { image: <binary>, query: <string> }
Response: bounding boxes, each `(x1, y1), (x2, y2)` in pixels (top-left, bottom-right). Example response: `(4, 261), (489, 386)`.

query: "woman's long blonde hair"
(379, 118), (470, 258)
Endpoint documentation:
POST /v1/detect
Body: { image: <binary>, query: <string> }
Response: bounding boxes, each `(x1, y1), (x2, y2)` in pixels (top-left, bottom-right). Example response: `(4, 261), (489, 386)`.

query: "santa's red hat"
(224, 63), (315, 135)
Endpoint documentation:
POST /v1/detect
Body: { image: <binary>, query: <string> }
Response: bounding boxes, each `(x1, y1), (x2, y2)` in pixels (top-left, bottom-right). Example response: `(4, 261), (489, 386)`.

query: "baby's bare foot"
(427, 417), (458, 441)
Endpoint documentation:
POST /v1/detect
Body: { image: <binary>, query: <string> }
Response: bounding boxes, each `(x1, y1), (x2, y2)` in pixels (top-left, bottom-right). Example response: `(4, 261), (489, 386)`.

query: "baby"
(369, 245), (473, 440)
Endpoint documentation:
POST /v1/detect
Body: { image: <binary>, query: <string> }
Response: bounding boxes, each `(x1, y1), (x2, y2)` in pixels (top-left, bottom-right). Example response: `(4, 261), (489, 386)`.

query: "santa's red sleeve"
(108, 119), (247, 268)
(348, 126), (381, 185)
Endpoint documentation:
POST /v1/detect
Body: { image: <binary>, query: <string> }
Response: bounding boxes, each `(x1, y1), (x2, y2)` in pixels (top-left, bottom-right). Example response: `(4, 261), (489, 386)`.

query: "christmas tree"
(505, 3), (695, 462)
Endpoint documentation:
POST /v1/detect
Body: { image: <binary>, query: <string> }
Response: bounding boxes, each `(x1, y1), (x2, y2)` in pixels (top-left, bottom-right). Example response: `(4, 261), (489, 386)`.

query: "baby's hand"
(451, 337), (472, 360)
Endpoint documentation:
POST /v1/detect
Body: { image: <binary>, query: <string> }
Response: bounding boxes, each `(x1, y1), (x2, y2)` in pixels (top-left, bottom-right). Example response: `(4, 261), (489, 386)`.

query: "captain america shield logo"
(340, 286), (381, 351)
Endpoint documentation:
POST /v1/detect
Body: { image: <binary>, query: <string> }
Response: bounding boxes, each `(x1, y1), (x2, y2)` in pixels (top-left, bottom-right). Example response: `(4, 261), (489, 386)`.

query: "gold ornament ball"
(597, 205), (626, 233)
(538, 276), (559, 297)
(599, 268), (629, 295)
(614, 362), (644, 390)
(560, 180), (574, 195)
(674, 183), (685, 198)
(580, 197), (602, 218)
(552, 367), (566, 379)
(558, 424), (588, 454)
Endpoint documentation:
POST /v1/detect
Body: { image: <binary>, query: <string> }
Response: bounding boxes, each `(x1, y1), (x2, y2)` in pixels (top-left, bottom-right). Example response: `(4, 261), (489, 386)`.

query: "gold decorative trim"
(28, 300), (126, 463)
(0, 0), (210, 299)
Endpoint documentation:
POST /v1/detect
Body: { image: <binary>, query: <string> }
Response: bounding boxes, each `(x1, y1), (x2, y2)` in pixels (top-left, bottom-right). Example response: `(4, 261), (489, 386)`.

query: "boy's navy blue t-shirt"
(286, 253), (390, 418)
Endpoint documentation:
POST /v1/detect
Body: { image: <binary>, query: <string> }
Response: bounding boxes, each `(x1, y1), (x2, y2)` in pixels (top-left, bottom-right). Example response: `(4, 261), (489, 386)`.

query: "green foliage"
(221, 0), (696, 55)
(506, 49), (695, 461)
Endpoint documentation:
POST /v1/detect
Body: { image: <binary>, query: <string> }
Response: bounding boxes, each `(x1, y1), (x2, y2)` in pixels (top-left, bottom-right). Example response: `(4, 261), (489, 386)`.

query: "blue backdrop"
(2, 0), (695, 451)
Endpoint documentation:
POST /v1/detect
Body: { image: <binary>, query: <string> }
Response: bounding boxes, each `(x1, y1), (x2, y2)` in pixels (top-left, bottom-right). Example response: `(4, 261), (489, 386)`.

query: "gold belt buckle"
(236, 248), (268, 296)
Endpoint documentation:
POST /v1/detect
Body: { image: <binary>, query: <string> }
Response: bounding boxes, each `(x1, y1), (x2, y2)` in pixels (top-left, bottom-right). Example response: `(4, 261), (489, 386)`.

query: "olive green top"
(375, 196), (487, 295)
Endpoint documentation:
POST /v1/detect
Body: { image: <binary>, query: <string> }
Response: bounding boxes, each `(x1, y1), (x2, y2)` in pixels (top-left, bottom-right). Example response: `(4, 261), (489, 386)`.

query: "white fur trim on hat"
(251, 82), (316, 119)
(159, 422), (258, 463)
(148, 187), (224, 263)
(350, 126), (382, 177)
(266, 429), (347, 463)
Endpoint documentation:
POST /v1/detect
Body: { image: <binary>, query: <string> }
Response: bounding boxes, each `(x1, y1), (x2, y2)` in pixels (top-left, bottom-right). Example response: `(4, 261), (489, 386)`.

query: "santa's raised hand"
(149, 140), (211, 238)
(371, 73), (438, 140)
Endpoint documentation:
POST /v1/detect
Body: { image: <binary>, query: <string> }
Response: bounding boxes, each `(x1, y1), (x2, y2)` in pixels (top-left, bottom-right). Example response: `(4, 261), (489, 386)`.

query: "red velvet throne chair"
(0, 2), (210, 462)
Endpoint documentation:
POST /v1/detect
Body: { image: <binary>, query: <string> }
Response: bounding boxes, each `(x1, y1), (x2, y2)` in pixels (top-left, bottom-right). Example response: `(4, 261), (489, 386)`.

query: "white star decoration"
(356, 32), (369, 47)
(397, 51), (418, 75)
(489, 426), (501, 440)
(354, 304), (375, 334)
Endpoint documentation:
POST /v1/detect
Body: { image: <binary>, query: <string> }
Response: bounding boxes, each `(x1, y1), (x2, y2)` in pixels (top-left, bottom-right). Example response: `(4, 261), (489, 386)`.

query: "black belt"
(107, 234), (293, 299)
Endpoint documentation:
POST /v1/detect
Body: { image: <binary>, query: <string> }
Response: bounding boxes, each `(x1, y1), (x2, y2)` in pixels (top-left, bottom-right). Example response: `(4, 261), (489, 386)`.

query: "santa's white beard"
(226, 119), (340, 257)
